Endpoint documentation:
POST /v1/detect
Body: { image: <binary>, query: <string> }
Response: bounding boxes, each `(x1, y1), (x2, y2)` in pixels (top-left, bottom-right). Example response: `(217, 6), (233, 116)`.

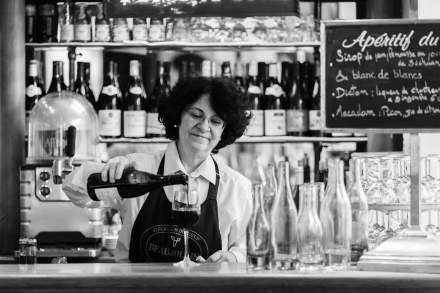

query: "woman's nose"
(198, 117), (210, 131)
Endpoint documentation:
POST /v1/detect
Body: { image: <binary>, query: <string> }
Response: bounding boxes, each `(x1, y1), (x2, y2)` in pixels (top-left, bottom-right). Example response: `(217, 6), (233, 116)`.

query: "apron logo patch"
(170, 236), (181, 247)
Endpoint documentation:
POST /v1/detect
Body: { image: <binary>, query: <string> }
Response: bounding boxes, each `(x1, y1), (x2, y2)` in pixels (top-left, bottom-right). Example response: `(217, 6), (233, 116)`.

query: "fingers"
(100, 156), (131, 183)
(206, 251), (237, 263)
(196, 256), (206, 263)
(207, 251), (223, 263)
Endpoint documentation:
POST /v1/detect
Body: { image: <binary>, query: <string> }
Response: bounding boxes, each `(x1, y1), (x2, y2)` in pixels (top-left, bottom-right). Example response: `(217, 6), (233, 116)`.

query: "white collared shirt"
(63, 142), (252, 263)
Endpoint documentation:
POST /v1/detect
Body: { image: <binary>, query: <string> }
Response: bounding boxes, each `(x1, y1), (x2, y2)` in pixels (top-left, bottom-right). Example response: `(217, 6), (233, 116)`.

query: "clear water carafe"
(320, 158), (352, 270)
(247, 184), (271, 270)
(297, 183), (324, 271)
(270, 160), (298, 270)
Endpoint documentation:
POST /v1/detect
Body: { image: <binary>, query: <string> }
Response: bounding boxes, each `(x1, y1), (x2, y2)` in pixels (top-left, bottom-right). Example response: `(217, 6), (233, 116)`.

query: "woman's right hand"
(100, 156), (134, 183)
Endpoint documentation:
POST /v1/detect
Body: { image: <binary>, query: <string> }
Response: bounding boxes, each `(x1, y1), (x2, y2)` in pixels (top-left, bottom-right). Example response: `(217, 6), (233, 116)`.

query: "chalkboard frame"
(321, 19), (440, 134)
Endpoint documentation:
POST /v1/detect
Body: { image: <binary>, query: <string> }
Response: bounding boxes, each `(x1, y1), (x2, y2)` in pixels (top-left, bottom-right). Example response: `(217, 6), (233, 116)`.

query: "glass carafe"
(247, 184), (271, 270)
(270, 160), (298, 270)
(297, 183), (324, 271)
(320, 158), (352, 270)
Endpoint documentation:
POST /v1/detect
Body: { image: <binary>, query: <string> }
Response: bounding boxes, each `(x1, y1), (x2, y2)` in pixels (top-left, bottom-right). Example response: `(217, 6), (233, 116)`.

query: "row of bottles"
(247, 156), (369, 271)
(26, 1), (316, 44)
(26, 59), (171, 138)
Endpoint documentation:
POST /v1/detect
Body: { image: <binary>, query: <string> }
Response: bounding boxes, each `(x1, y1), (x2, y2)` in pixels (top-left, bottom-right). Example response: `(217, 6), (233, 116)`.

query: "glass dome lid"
(28, 91), (99, 163)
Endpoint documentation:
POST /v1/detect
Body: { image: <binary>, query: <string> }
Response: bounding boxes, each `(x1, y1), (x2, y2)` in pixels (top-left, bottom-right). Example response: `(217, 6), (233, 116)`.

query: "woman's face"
(178, 94), (225, 156)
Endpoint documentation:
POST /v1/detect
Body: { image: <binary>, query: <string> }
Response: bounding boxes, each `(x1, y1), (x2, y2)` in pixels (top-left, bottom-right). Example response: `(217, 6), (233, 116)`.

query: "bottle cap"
(296, 50), (307, 63)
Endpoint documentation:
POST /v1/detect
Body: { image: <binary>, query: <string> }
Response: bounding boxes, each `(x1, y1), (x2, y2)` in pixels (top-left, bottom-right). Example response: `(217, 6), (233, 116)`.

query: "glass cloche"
(28, 91), (99, 163)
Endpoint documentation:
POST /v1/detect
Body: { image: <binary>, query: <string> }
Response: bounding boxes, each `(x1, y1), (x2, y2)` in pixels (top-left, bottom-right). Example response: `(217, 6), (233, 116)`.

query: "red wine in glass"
(172, 210), (200, 229)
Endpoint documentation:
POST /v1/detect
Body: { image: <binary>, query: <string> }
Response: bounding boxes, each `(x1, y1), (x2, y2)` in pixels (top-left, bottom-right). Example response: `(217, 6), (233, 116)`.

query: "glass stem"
(183, 229), (189, 263)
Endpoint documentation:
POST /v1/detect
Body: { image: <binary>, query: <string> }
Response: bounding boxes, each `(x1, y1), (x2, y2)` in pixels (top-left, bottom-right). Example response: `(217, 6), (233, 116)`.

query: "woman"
(63, 77), (252, 263)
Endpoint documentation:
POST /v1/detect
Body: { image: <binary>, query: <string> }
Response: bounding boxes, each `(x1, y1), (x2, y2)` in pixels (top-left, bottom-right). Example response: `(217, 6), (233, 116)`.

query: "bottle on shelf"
(264, 63), (286, 136)
(188, 61), (198, 78)
(97, 60), (122, 138)
(320, 158), (352, 270)
(303, 153), (311, 183)
(271, 159), (298, 270)
(25, 4), (37, 42)
(293, 159), (304, 211)
(221, 61), (232, 79)
(263, 163), (277, 216)
(234, 61), (246, 94)
(74, 3), (91, 42)
(179, 60), (188, 81)
(201, 60), (212, 78)
(245, 61), (264, 137)
(148, 61), (170, 138)
(47, 61), (67, 93)
(149, 17), (165, 42)
(257, 62), (268, 99)
(94, 2), (111, 42)
(26, 60), (45, 135)
(59, 0), (74, 42)
(87, 167), (188, 201)
(286, 51), (308, 136)
(112, 18), (130, 42)
(37, 4), (57, 42)
(124, 60), (147, 138)
(308, 51), (323, 137)
(280, 61), (291, 96)
(348, 158), (369, 263)
(74, 61), (97, 111)
(132, 18), (148, 41)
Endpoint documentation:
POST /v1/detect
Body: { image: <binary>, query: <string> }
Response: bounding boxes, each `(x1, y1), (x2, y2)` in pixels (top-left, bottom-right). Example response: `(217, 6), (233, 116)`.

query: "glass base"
(247, 254), (271, 271)
(272, 259), (296, 270)
(173, 257), (200, 268)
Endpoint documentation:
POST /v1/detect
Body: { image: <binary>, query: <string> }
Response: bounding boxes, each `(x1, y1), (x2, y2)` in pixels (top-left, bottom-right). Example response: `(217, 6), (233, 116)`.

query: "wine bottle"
(97, 60), (122, 138)
(286, 51), (308, 136)
(87, 167), (188, 201)
(124, 60), (147, 138)
(264, 63), (286, 136)
(245, 61), (264, 137)
(147, 61), (170, 137)
(308, 51), (322, 137)
(221, 61), (232, 79)
(26, 60), (45, 136)
(94, 2), (111, 42)
(179, 60), (188, 81)
(59, 0), (74, 42)
(37, 4), (57, 42)
(25, 4), (37, 42)
(74, 61), (97, 111)
(74, 3), (91, 42)
(47, 61), (67, 93)
(234, 61), (246, 94)
(132, 18), (148, 41)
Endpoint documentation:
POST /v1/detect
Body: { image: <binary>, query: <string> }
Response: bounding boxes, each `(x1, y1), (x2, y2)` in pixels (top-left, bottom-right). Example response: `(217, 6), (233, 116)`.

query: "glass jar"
(18, 238), (37, 264)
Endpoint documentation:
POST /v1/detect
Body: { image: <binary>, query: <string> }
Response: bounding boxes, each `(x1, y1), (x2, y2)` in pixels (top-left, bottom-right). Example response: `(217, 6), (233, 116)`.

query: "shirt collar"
(164, 142), (216, 185)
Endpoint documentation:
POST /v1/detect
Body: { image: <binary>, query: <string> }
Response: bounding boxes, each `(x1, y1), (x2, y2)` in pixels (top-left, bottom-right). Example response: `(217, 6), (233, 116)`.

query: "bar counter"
(0, 263), (439, 293)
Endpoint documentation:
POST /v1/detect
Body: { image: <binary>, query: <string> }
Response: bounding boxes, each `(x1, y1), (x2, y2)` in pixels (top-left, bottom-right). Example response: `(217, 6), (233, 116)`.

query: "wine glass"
(172, 189), (201, 267)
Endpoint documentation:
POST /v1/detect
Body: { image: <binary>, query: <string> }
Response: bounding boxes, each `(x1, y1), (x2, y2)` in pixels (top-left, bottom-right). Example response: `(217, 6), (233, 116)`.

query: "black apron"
(129, 155), (222, 262)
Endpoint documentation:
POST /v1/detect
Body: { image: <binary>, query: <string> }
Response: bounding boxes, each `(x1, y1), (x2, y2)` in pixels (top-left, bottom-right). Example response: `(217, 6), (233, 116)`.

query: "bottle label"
(247, 85), (261, 95)
(60, 24), (74, 42)
(74, 24), (91, 41)
(124, 110), (147, 137)
(94, 187), (120, 202)
(246, 109), (264, 136)
(101, 85), (118, 96)
(147, 112), (165, 135)
(26, 84), (42, 97)
(99, 109), (121, 136)
(132, 24), (148, 41)
(286, 109), (307, 132)
(113, 24), (130, 41)
(95, 24), (111, 42)
(149, 24), (165, 41)
(129, 86), (143, 95)
(264, 109), (286, 136)
(309, 110), (322, 131)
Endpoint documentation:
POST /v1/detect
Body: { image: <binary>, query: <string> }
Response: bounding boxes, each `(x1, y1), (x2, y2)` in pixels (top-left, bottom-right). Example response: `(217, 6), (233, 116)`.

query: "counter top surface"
(0, 263), (440, 293)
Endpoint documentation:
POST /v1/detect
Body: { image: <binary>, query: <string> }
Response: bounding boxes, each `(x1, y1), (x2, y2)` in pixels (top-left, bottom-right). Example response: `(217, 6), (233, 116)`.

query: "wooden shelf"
(25, 41), (320, 51)
(99, 135), (367, 144)
(369, 203), (440, 212)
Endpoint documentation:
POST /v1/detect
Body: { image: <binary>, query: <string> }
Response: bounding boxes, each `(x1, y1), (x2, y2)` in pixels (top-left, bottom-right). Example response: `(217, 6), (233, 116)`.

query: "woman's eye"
(211, 119), (223, 125)
(190, 112), (202, 119)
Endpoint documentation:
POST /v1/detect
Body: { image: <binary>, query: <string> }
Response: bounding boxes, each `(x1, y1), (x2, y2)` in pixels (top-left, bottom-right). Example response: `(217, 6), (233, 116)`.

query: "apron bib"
(129, 155), (222, 262)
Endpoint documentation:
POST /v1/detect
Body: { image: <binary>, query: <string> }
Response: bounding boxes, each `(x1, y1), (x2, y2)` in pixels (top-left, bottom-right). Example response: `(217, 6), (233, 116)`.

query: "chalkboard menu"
(108, 0), (299, 18)
(323, 20), (440, 131)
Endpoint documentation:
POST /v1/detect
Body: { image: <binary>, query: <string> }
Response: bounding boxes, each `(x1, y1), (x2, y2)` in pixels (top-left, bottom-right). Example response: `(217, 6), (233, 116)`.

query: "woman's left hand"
(196, 251), (237, 263)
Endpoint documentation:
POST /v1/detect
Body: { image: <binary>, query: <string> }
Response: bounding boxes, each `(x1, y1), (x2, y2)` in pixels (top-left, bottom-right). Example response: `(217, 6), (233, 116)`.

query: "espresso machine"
(20, 91), (102, 260)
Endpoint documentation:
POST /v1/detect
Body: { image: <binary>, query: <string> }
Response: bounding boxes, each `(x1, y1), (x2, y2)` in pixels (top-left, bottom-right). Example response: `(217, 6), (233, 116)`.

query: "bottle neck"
(299, 184), (319, 217)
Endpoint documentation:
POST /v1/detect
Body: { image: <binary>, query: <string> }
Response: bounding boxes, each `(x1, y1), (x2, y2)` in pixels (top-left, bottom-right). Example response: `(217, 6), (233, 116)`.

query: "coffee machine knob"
(39, 171), (51, 182)
(40, 185), (51, 197)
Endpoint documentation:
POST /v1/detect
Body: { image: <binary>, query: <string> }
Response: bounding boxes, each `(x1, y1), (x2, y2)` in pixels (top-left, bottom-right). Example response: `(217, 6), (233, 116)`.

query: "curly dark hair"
(158, 77), (250, 152)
